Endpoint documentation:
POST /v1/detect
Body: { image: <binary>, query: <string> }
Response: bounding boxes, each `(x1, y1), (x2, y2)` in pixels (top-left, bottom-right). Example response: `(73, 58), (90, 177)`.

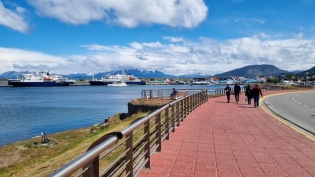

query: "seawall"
(127, 98), (172, 115)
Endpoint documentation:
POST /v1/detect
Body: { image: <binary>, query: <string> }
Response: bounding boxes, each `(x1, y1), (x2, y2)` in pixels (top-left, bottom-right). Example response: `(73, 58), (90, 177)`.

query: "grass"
(0, 112), (149, 177)
(0, 95), (209, 177)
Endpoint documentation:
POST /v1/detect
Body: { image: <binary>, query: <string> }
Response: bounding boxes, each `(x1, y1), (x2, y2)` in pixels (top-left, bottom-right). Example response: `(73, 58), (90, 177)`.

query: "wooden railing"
(49, 89), (208, 177)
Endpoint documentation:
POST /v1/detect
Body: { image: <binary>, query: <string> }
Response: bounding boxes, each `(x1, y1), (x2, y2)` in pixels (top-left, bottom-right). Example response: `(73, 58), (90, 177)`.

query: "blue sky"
(0, 0), (315, 76)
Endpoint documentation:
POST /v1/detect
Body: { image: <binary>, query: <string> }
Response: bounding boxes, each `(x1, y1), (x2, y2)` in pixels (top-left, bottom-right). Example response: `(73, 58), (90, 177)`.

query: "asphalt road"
(264, 91), (315, 134)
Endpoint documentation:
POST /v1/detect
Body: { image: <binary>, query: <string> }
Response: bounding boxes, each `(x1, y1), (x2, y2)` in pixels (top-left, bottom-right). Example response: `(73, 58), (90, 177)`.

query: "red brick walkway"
(138, 90), (315, 177)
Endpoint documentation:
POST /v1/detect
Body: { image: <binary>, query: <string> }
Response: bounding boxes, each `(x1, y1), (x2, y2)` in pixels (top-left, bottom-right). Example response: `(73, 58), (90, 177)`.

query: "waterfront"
(0, 84), (225, 146)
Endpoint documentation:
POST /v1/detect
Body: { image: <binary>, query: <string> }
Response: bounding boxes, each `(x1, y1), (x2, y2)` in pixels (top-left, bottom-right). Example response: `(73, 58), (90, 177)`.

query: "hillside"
(214, 64), (289, 77)
(299, 66), (315, 75)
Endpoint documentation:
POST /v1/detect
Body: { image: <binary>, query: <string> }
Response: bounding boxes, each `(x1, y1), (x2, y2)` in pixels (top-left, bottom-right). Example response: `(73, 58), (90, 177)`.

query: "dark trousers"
(226, 92), (230, 102)
(234, 92), (240, 102)
(253, 95), (260, 107)
(247, 96), (252, 104)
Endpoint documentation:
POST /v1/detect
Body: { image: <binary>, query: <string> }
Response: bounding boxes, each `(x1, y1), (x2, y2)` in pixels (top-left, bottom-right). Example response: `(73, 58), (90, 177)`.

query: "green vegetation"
(0, 112), (149, 177)
(267, 77), (280, 84)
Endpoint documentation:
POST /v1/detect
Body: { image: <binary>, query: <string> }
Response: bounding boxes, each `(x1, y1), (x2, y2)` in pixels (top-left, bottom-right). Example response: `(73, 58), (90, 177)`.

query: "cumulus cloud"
(1, 36), (315, 75)
(0, 1), (29, 33)
(27, 0), (208, 28)
(0, 47), (72, 74)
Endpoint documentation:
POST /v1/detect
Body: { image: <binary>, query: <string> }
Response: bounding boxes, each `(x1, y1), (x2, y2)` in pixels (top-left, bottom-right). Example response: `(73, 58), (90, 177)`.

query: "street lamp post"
(305, 72), (309, 85)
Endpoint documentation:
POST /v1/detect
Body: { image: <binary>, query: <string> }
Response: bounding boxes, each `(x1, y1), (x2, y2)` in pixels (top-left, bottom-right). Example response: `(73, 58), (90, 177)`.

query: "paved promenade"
(139, 90), (315, 177)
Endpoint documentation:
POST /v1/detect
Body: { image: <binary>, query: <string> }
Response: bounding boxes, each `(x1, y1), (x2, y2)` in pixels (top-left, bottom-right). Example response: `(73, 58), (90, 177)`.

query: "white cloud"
(0, 47), (71, 74)
(27, 0), (208, 28)
(163, 36), (185, 43)
(0, 1), (29, 33)
(259, 32), (269, 38)
(295, 32), (304, 39)
(234, 17), (265, 25)
(1, 36), (315, 76)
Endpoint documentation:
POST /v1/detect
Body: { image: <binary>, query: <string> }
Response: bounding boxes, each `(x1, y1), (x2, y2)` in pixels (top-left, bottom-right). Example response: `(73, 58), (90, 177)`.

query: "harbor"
(0, 84), (225, 147)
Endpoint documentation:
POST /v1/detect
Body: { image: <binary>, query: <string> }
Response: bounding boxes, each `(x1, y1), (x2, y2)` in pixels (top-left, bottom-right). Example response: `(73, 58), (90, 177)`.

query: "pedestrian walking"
(245, 84), (252, 105)
(224, 84), (231, 103)
(252, 84), (263, 108)
(234, 82), (241, 103)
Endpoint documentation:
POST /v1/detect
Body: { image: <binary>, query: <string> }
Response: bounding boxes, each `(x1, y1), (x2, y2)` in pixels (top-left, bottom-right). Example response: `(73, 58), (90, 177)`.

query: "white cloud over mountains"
(27, 0), (208, 28)
(1, 36), (314, 76)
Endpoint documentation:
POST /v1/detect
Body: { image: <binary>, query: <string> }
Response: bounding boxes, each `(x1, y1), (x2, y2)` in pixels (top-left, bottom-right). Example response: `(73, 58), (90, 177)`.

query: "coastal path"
(138, 89), (315, 177)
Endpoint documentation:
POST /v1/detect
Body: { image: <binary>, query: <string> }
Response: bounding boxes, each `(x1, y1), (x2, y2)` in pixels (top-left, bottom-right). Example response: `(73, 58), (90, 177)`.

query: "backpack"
(246, 88), (252, 96)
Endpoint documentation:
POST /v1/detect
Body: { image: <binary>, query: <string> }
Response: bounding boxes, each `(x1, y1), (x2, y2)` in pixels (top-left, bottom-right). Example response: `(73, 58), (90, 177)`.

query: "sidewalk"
(139, 90), (315, 177)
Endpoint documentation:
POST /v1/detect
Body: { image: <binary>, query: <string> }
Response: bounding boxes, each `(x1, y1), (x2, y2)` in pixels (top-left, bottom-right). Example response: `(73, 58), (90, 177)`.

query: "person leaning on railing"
(170, 88), (178, 99)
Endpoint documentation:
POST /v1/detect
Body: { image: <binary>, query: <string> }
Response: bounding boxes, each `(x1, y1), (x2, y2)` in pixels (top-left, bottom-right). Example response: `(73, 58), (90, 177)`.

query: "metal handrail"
(49, 89), (208, 177)
(141, 88), (208, 99)
(48, 135), (121, 177)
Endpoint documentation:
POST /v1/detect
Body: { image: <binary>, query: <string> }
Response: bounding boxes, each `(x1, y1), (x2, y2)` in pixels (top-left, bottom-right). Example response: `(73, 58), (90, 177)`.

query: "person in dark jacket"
(234, 82), (241, 103)
(170, 88), (178, 99)
(245, 84), (252, 105)
(251, 84), (263, 108)
(224, 84), (231, 103)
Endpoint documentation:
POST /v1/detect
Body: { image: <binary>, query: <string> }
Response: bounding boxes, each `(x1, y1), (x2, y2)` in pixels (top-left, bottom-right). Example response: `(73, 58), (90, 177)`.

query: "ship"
(169, 80), (185, 85)
(89, 71), (146, 85)
(190, 78), (211, 86)
(107, 80), (127, 86)
(190, 81), (211, 85)
(8, 71), (75, 87)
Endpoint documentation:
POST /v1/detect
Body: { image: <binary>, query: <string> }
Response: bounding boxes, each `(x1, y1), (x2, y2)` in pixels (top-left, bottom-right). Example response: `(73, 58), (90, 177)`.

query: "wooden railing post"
(126, 133), (133, 177)
(150, 90), (153, 99)
(176, 102), (180, 127)
(156, 113), (161, 152)
(144, 121), (150, 168)
(181, 100), (184, 121)
(172, 104), (175, 132)
(165, 107), (170, 140)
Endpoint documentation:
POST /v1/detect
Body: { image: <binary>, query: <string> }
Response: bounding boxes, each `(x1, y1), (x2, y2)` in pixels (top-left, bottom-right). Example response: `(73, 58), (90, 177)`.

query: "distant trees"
(284, 74), (293, 80)
(267, 78), (280, 84)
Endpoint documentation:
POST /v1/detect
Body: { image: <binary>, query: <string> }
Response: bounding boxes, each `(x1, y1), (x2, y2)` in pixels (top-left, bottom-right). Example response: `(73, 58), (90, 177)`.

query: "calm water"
(0, 84), (224, 146)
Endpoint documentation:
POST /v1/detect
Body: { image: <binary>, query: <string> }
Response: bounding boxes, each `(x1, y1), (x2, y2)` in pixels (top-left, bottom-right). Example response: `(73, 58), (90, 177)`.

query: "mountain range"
(0, 69), (211, 79)
(298, 66), (315, 75)
(214, 64), (289, 77)
(0, 65), (313, 79)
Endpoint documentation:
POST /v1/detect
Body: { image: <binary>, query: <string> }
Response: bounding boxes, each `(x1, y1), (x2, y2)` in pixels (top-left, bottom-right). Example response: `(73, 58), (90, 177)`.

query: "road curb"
(260, 91), (315, 142)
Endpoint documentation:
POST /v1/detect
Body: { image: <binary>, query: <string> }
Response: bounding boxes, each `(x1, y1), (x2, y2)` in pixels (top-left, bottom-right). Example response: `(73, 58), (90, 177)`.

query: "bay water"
(0, 84), (224, 146)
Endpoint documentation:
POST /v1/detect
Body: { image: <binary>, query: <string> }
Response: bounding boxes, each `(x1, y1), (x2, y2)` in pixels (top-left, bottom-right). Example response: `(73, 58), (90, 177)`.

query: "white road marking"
(298, 102), (301, 104)
(304, 105), (308, 107)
